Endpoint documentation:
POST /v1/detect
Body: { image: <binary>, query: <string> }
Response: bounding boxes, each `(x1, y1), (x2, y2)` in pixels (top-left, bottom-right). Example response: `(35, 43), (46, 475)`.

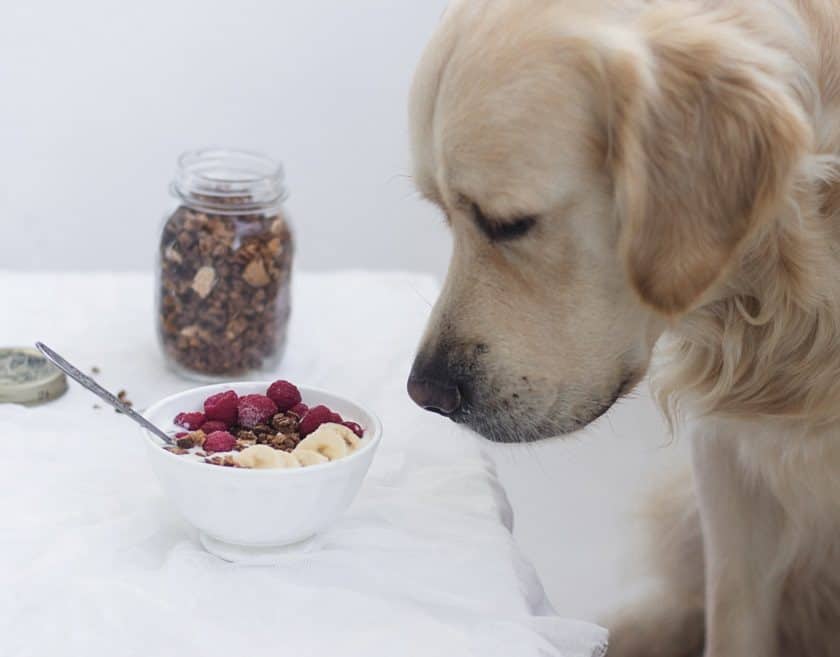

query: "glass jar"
(156, 149), (294, 380)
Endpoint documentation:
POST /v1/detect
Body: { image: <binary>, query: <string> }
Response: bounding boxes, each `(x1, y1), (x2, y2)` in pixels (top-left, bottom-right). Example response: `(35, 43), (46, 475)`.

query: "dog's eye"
(471, 204), (537, 242)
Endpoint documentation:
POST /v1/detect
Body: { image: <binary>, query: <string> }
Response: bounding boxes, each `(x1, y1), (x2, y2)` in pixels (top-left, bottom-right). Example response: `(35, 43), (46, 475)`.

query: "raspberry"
(204, 390), (239, 424)
(200, 420), (228, 434)
(328, 411), (343, 424)
(266, 380), (302, 412)
(298, 405), (333, 437)
(204, 431), (237, 453)
(237, 394), (279, 429)
(288, 403), (309, 418)
(342, 421), (364, 438)
(174, 411), (206, 430)
(175, 431), (189, 439)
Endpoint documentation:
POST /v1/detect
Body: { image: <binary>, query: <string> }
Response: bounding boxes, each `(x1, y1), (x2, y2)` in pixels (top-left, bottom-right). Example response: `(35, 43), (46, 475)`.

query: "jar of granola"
(157, 149), (294, 380)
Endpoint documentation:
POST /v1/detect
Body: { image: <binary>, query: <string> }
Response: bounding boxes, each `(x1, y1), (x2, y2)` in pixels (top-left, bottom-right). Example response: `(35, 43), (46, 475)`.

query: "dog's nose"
(407, 378), (461, 416)
(407, 353), (461, 416)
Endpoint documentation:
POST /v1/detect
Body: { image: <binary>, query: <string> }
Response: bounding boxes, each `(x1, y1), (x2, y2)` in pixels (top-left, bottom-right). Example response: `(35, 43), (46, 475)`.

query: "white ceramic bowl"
(142, 382), (382, 563)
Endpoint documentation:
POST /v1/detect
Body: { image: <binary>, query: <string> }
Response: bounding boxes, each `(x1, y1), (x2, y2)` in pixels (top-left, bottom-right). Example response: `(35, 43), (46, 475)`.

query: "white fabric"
(0, 271), (607, 657)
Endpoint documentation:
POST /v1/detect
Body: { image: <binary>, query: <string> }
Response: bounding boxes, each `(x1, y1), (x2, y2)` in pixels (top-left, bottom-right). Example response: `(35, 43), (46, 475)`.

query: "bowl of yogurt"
(142, 380), (382, 563)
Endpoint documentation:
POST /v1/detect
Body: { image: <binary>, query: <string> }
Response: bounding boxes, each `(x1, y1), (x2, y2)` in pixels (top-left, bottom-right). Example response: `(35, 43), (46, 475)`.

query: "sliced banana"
(293, 448), (330, 467)
(327, 422), (362, 453)
(235, 444), (300, 469)
(295, 424), (349, 461)
(233, 422), (364, 469)
(272, 451), (302, 468)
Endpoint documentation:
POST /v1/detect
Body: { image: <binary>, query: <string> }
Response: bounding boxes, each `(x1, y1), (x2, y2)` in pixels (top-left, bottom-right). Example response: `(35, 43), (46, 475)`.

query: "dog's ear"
(594, 8), (810, 315)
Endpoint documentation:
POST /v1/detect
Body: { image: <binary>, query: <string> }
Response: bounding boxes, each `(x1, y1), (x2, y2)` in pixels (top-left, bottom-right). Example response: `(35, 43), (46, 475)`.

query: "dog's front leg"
(691, 422), (784, 657)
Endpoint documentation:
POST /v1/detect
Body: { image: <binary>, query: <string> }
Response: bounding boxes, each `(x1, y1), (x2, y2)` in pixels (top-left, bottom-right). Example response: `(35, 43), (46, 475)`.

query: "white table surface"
(0, 270), (607, 657)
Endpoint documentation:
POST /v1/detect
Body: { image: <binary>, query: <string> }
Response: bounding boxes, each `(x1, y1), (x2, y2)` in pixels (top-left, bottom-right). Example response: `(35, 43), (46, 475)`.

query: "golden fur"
(407, 1), (840, 655)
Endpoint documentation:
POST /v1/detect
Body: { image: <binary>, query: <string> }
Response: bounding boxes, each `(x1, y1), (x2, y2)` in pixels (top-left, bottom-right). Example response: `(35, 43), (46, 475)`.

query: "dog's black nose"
(407, 353), (461, 416)
(407, 377), (461, 415)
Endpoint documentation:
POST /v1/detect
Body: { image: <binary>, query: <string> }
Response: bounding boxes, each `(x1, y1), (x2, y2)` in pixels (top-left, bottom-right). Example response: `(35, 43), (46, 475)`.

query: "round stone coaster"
(0, 347), (68, 405)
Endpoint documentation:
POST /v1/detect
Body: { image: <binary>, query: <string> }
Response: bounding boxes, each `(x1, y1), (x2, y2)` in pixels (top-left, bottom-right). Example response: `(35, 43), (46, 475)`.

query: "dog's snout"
(407, 351), (461, 416)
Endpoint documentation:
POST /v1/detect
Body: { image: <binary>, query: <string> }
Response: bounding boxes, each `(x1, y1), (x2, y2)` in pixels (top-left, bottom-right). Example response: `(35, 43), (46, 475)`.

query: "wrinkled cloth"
(0, 270), (607, 657)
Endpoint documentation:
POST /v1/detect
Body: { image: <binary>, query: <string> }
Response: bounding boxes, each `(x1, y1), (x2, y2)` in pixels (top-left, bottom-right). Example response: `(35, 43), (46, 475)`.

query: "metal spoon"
(35, 342), (174, 445)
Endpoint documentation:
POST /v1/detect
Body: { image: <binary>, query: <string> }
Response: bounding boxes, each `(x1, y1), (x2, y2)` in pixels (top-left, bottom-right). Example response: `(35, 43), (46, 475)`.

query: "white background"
(2, 0), (682, 622)
(1, 0), (451, 276)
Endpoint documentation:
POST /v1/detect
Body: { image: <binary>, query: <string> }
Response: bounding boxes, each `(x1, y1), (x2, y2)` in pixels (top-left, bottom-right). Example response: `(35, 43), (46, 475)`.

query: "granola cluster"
(157, 202), (293, 377)
(164, 409), (304, 465)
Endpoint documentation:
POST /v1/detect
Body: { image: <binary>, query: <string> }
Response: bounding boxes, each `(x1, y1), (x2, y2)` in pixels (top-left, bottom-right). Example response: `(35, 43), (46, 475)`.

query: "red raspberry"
(204, 431), (237, 453)
(298, 405), (333, 437)
(174, 411), (206, 430)
(328, 411), (343, 424)
(237, 394), (279, 428)
(342, 421), (364, 438)
(200, 420), (228, 434)
(175, 431), (189, 439)
(288, 403), (309, 418)
(266, 380), (302, 412)
(204, 390), (239, 424)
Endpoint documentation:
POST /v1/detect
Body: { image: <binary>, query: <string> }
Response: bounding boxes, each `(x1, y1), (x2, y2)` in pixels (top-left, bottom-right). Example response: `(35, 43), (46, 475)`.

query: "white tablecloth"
(0, 270), (607, 657)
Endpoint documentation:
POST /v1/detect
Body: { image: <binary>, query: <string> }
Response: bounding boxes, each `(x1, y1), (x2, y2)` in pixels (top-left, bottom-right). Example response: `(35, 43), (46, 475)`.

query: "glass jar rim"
(172, 148), (288, 214)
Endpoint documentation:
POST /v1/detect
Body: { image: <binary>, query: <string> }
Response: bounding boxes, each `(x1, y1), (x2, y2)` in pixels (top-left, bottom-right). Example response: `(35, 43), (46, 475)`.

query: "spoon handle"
(35, 342), (174, 445)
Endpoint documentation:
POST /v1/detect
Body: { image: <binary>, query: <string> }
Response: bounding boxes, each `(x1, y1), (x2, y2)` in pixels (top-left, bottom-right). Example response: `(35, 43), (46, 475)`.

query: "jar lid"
(0, 347), (68, 405)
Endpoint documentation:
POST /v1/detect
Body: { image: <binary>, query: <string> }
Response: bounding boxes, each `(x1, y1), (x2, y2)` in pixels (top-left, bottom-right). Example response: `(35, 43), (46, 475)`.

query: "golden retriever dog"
(405, 1), (840, 655)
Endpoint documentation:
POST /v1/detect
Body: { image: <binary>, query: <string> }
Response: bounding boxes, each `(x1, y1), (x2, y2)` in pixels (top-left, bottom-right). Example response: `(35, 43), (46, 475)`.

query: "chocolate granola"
(157, 204), (293, 377)
(232, 412), (302, 451)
